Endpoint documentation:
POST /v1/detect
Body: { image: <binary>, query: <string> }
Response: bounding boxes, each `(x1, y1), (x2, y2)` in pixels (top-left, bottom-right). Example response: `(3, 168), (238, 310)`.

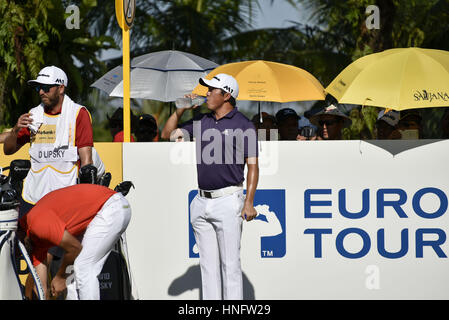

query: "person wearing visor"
(310, 104), (352, 140)
(161, 73), (259, 300)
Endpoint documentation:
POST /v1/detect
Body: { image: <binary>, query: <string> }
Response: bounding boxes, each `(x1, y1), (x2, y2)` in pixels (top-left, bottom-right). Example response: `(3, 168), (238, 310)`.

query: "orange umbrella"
(192, 60), (325, 102)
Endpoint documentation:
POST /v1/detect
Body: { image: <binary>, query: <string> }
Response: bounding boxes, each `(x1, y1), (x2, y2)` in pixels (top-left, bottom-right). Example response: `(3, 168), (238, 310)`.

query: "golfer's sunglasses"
(34, 84), (59, 93)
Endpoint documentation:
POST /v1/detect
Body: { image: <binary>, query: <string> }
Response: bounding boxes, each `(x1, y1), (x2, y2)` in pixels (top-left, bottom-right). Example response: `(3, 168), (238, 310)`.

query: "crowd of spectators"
(90, 103), (449, 143)
(109, 103), (449, 143)
(249, 105), (449, 141)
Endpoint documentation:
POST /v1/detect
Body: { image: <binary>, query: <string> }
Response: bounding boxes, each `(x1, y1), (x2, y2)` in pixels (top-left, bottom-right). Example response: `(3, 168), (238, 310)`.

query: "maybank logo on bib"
(33, 124), (56, 144)
(188, 189), (286, 258)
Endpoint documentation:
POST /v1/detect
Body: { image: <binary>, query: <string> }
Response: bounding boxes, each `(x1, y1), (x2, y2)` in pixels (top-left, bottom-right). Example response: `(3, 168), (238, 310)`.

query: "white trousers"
(72, 193), (131, 300)
(190, 190), (244, 300)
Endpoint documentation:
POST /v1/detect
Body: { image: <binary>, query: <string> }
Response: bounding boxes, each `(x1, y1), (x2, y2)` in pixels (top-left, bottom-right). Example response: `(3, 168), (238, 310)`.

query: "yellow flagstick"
(115, 0), (135, 142)
(122, 28), (131, 142)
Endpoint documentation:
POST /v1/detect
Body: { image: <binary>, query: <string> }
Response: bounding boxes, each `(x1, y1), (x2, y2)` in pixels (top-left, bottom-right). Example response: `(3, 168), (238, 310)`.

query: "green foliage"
(297, 0), (449, 139)
(0, 0), (115, 129)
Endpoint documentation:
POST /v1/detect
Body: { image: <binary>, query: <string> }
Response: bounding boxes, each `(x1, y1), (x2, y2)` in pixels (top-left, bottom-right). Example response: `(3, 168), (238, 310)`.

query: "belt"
(198, 184), (243, 199)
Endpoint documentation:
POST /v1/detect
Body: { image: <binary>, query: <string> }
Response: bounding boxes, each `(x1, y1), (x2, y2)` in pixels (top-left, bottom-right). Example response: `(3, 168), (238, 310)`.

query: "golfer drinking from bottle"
(162, 73), (259, 300)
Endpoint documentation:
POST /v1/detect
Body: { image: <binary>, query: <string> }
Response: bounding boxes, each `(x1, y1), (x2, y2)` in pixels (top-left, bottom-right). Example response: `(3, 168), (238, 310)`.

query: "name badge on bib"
(29, 146), (78, 163)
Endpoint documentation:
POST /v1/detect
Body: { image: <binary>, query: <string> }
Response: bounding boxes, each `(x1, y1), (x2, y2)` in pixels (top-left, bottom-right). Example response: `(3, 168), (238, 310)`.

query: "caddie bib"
(22, 108), (81, 204)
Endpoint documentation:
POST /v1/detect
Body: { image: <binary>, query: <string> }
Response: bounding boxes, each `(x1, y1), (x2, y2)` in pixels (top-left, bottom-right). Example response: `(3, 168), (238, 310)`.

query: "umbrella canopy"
(191, 60), (325, 102)
(90, 50), (218, 102)
(131, 50), (218, 71)
(325, 47), (449, 111)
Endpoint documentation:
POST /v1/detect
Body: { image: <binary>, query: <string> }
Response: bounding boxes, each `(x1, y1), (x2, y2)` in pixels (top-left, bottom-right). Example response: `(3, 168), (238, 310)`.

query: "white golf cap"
(199, 73), (239, 99)
(28, 66), (68, 87)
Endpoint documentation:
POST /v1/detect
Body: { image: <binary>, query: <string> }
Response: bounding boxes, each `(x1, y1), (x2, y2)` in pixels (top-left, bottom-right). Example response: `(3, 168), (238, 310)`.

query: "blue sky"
(99, 1), (316, 115)
(253, 0), (309, 29)
(101, 1), (311, 60)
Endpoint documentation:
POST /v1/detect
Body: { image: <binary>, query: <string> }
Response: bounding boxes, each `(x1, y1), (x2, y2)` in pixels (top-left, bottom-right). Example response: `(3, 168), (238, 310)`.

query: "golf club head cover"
(98, 172), (112, 187)
(114, 181), (135, 196)
(8, 160), (31, 182)
(79, 164), (98, 184)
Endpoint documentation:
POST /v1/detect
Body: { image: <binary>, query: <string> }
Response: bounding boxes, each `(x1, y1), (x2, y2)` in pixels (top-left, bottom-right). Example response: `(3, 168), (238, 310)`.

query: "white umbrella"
(91, 50), (218, 102)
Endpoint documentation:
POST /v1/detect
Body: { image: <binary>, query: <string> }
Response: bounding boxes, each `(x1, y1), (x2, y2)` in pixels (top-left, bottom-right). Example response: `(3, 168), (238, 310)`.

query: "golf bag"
(99, 235), (132, 300)
(0, 160), (44, 300)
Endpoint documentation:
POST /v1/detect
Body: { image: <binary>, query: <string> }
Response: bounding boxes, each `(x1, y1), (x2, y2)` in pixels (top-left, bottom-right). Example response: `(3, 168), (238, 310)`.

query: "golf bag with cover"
(0, 160), (45, 300)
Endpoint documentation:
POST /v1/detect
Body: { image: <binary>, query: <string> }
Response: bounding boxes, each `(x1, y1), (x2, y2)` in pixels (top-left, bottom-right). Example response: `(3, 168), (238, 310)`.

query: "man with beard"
(3, 66), (95, 296)
(3, 66), (94, 212)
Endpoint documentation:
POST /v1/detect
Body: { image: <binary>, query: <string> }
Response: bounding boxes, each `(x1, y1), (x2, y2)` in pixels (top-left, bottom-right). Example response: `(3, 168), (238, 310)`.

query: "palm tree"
(89, 0), (291, 139)
(0, 0), (115, 128)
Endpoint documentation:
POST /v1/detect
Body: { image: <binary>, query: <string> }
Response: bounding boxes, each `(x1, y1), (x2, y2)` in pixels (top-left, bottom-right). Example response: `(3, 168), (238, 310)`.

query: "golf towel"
(28, 95), (79, 149)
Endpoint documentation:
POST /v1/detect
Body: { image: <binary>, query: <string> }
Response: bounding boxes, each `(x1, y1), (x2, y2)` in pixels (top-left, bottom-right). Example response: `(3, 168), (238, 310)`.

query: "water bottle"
(175, 96), (206, 108)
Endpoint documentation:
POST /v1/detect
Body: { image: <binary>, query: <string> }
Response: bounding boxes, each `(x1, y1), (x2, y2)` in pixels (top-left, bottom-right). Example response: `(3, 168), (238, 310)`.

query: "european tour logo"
(414, 89), (449, 103)
(188, 189), (286, 259)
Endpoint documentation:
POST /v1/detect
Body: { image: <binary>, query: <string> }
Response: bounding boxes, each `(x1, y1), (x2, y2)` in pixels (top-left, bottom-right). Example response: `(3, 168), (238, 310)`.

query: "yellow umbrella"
(192, 60), (325, 102)
(326, 47), (449, 110)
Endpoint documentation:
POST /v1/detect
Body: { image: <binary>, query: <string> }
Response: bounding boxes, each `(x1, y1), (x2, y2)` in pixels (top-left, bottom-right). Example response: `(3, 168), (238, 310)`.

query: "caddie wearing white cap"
(2, 66), (98, 294)
(4, 65), (96, 209)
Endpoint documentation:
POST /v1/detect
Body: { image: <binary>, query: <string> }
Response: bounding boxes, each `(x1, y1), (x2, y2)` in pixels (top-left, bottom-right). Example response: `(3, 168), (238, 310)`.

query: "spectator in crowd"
(135, 114), (159, 142)
(251, 112), (277, 141)
(275, 108), (299, 140)
(309, 104), (352, 140)
(297, 115), (319, 141)
(375, 109), (400, 140)
(397, 109), (422, 139)
(107, 107), (137, 142)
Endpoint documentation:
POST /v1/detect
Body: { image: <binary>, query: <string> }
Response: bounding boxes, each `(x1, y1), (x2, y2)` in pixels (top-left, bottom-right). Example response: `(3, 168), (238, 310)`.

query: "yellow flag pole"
(115, 0), (135, 143)
(122, 28), (131, 142)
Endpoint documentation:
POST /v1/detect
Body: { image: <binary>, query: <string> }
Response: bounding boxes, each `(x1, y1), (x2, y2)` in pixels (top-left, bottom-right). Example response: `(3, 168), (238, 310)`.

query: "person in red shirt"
(107, 107), (137, 142)
(3, 66), (95, 214)
(19, 184), (132, 300)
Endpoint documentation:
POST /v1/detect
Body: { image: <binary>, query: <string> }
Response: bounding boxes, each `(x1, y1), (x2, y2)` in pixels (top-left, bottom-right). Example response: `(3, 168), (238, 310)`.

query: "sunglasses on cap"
(34, 84), (59, 93)
(319, 119), (341, 127)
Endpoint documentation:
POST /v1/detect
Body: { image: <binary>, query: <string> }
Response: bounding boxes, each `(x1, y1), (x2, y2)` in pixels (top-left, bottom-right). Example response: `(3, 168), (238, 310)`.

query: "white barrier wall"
(123, 140), (449, 299)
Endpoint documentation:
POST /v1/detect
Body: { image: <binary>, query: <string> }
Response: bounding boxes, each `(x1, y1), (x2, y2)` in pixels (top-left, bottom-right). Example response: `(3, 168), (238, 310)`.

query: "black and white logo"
(223, 85), (233, 93)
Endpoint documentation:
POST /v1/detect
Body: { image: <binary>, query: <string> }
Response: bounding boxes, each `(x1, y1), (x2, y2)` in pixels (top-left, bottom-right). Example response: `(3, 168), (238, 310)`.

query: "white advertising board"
(123, 140), (449, 299)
